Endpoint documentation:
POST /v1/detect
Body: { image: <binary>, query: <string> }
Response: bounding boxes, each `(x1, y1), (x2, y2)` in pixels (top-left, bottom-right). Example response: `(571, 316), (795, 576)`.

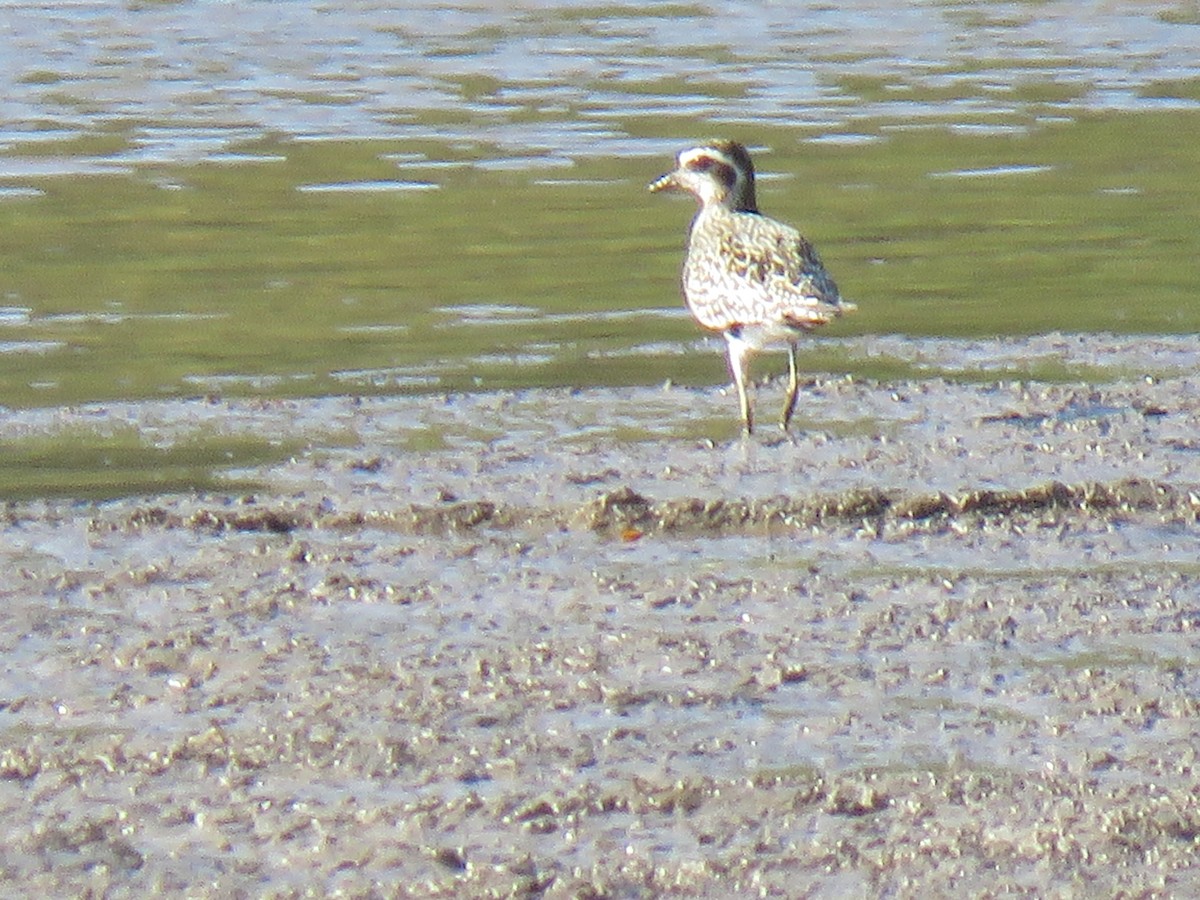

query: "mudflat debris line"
(92, 476), (1193, 537)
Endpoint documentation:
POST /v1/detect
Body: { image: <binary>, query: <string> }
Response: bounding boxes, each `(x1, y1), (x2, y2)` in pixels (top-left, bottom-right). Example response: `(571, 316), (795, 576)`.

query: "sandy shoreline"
(2, 335), (1200, 895)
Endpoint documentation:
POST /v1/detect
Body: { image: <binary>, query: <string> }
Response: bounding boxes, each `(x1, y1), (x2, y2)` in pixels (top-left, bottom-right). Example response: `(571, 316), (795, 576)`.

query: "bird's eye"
(685, 155), (737, 192)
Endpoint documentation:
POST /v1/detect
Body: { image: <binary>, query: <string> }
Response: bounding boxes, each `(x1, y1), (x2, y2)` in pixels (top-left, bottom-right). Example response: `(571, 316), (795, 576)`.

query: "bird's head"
(648, 140), (758, 212)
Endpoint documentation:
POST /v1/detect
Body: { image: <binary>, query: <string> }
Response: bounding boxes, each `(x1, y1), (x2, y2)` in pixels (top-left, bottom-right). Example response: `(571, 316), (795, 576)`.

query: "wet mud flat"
(3, 335), (1200, 896)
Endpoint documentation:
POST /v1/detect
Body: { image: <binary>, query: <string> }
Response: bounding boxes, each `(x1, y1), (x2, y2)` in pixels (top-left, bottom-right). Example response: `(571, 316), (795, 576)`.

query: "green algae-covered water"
(4, 112), (1199, 407)
(1, 2), (1199, 493)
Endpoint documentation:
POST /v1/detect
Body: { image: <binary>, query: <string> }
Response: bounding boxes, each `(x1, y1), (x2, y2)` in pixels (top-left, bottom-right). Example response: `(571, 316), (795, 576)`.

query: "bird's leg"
(724, 332), (754, 435)
(781, 342), (799, 432)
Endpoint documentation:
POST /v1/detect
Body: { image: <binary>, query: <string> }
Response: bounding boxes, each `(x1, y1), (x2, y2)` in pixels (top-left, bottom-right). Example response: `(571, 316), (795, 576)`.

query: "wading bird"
(649, 140), (854, 434)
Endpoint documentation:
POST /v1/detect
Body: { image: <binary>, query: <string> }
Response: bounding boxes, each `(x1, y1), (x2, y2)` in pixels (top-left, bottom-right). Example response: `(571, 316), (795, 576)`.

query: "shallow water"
(1, 2), (1199, 426)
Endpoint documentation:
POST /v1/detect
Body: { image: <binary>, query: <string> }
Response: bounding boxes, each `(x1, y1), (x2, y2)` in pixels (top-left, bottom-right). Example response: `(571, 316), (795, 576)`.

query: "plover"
(649, 140), (854, 434)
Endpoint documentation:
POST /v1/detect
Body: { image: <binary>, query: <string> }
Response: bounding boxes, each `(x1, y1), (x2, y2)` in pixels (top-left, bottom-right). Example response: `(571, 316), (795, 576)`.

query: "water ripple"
(1, 1), (1198, 168)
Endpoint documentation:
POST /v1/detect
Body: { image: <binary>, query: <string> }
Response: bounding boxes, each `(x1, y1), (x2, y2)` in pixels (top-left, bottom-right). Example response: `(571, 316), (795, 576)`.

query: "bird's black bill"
(647, 172), (678, 193)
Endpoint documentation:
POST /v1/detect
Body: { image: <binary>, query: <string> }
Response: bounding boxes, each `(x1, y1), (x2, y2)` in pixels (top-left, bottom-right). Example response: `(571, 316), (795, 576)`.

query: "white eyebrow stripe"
(679, 146), (732, 169)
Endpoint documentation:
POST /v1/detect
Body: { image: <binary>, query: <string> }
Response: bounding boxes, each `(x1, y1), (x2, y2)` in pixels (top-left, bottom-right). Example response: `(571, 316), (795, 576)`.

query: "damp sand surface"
(3, 335), (1200, 896)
